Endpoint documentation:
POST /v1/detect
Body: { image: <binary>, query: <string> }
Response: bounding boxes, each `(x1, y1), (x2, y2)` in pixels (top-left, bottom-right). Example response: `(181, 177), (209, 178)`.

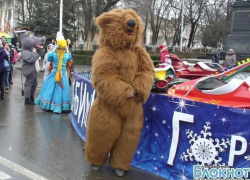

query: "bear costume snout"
(127, 19), (136, 27)
(125, 19), (136, 36)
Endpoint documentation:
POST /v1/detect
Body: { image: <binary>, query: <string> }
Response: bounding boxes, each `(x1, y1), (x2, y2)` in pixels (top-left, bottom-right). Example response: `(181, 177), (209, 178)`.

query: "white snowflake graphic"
(175, 166), (191, 180)
(220, 116), (229, 125)
(180, 122), (230, 166)
(151, 104), (159, 112)
(245, 155), (250, 161)
(169, 98), (196, 113)
(151, 104), (159, 113)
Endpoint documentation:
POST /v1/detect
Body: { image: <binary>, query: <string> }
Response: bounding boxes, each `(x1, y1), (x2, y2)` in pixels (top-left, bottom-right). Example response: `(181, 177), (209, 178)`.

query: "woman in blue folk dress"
(35, 33), (72, 113)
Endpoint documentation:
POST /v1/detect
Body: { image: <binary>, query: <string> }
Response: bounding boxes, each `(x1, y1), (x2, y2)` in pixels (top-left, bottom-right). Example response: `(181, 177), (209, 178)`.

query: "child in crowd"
(43, 44), (54, 81)
(11, 45), (18, 71)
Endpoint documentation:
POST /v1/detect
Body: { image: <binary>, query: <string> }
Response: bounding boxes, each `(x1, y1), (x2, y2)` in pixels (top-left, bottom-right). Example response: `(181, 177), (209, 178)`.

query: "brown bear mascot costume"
(85, 8), (154, 177)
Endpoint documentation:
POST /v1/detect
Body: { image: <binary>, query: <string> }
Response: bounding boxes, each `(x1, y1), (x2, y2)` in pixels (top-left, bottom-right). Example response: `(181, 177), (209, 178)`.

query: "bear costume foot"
(91, 165), (100, 171)
(114, 169), (125, 177)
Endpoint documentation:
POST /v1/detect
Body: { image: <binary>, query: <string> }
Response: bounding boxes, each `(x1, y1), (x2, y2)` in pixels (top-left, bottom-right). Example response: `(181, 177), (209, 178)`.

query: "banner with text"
(70, 73), (250, 180)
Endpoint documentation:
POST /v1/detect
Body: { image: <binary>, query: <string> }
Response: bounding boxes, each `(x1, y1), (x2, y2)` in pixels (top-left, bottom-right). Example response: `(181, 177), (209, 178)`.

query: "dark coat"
(212, 52), (219, 64)
(0, 47), (8, 73)
(10, 48), (14, 62)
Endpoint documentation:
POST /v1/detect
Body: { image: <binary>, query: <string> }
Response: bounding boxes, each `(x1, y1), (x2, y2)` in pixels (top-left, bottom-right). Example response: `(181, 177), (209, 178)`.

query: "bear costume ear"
(95, 12), (113, 29)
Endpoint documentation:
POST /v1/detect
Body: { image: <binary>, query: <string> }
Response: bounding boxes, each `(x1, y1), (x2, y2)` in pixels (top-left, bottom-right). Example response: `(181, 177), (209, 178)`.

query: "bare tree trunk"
(226, 0), (232, 22)
(187, 21), (196, 48)
(173, 26), (181, 46)
(161, 29), (168, 44)
(150, 0), (172, 45)
(85, 0), (121, 48)
(82, 0), (92, 41)
(143, 13), (149, 44)
(152, 34), (157, 45)
(21, 0), (25, 22)
(86, 31), (92, 50)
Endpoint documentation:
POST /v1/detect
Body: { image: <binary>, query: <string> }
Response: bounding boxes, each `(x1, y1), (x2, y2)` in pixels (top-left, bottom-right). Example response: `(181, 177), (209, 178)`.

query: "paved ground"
(0, 62), (165, 180)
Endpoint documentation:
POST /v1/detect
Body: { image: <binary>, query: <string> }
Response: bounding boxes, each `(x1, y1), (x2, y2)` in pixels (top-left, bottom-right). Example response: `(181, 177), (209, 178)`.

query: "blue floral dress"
(35, 52), (72, 113)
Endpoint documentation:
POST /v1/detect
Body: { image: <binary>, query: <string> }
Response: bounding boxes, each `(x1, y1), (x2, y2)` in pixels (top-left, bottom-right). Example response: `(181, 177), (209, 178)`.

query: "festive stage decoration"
(168, 61), (250, 108)
(70, 72), (250, 180)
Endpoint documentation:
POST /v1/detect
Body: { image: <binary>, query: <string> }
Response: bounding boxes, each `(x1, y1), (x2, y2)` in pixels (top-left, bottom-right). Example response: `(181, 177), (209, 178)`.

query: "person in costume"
(47, 39), (74, 85)
(66, 39), (74, 85)
(35, 32), (72, 113)
(159, 44), (171, 67)
(85, 9), (154, 177)
(21, 31), (46, 105)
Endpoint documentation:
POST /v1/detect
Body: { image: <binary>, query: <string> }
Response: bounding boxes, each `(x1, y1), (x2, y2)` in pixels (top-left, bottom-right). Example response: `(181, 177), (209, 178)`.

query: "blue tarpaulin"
(70, 73), (250, 180)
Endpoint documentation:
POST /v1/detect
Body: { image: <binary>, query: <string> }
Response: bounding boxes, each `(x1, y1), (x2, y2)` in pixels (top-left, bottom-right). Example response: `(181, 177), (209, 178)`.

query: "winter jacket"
(12, 48), (18, 63)
(212, 52), (219, 64)
(160, 47), (170, 63)
(9, 49), (14, 62)
(224, 54), (236, 69)
(0, 47), (8, 73)
(43, 52), (51, 81)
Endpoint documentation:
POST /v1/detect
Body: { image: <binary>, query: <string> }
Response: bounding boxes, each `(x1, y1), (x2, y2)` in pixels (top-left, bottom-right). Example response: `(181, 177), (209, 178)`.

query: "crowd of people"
(0, 32), (238, 106)
(158, 44), (237, 68)
(0, 36), (18, 100)
(212, 49), (237, 68)
(0, 33), (73, 106)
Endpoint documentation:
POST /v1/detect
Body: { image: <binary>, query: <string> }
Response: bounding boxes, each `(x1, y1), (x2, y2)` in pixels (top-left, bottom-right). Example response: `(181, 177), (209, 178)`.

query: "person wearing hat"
(159, 44), (171, 67)
(224, 49), (236, 68)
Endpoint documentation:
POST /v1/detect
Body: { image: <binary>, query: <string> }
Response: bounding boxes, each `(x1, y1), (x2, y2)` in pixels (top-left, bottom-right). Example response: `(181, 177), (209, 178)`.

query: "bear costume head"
(95, 9), (143, 49)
